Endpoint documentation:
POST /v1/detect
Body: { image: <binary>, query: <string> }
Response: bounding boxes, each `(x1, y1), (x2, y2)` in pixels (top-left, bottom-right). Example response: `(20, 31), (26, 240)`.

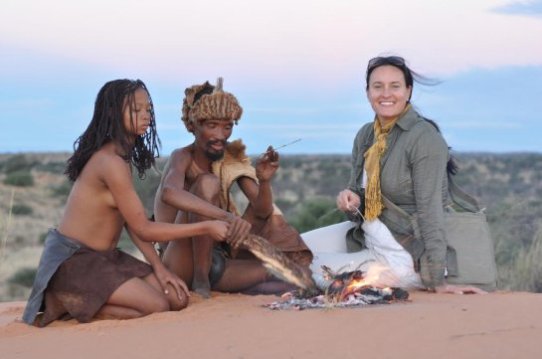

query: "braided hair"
(65, 79), (160, 181)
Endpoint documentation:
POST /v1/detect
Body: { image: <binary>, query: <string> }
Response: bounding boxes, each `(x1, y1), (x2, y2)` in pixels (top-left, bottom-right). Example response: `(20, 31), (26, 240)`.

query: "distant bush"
(13, 235), (26, 248)
(4, 170), (34, 187)
(2, 154), (35, 173)
(275, 198), (296, 213)
(117, 228), (137, 253)
(281, 156), (304, 169)
(499, 227), (542, 292)
(133, 168), (162, 212)
(11, 203), (33, 216)
(36, 161), (67, 174)
(38, 232), (48, 245)
(8, 267), (37, 288)
(51, 180), (72, 198)
(289, 198), (347, 233)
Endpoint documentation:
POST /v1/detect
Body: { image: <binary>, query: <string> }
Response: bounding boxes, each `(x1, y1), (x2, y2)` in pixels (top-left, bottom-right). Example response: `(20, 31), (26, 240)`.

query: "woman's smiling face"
(366, 65), (412, 125)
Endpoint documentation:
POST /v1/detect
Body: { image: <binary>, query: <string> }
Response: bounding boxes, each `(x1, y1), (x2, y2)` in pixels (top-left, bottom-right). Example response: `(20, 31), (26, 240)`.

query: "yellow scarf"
(363, 105), (410, 220)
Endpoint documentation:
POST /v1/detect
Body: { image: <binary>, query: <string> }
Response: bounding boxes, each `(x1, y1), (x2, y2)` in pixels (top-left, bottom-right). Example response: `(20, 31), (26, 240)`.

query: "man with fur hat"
(153, 78), (313, 298)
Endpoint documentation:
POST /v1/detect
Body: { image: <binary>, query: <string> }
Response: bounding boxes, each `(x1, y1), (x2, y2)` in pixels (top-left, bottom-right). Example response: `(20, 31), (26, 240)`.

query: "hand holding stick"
(349, 205), (365, 221)
(267, 138), (302, 152)
(262, 138), (301, 163)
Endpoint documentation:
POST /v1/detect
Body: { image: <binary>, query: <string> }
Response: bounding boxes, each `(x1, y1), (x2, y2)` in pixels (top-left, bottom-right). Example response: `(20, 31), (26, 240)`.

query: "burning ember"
(265, 265), (409, 310)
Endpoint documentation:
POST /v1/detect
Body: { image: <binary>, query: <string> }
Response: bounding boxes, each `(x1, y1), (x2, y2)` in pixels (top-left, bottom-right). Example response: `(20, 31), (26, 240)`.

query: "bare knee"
(191, 174), (220, 202)
(143, 295), (169, 315)
(169, 293), (190, 311)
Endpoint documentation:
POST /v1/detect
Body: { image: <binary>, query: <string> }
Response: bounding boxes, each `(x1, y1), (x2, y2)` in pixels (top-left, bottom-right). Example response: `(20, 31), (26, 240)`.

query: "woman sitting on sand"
(23, 79), (233, 327)
(302, 56), (485, 294)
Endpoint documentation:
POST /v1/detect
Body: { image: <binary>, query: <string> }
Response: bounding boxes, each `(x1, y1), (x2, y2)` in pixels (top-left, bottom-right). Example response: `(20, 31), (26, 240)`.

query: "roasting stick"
(265, 138), (302, 153)
(309, 203), (365, 224)
(349, 205), (366, 222)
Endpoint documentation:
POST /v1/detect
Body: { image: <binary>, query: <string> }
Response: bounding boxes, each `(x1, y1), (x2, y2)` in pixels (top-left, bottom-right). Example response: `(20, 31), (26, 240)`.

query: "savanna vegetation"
(1, 152), (541, 301)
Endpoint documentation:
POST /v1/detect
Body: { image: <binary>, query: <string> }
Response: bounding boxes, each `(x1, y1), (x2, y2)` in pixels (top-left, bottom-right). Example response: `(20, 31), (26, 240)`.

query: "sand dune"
(1, 291), (541, 359)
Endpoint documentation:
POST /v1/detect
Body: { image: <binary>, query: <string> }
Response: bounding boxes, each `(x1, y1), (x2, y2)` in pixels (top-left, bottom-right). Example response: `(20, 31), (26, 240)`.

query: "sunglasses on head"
(367, 56), (406, 71)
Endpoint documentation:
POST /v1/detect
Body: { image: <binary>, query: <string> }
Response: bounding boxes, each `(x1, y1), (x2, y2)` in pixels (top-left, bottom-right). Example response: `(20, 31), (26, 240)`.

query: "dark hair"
(424, 118), (458, 175)
(65, 79), (160, 181)
(366, 56), (413, 88)
(365, 56), (438, 100)
(193, 82), (214, 104)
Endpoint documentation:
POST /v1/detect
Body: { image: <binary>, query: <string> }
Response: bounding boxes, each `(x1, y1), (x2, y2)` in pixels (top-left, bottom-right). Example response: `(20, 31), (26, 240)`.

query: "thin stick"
(0, 189), (15, 269)
(318, 204), (365, 223)
(349, 204), (366, 222)
(269, 138), (302, 152)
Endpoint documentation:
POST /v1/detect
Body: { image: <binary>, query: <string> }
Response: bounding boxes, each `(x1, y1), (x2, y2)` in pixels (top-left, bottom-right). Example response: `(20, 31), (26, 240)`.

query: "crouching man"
(153, 78), (313, 298)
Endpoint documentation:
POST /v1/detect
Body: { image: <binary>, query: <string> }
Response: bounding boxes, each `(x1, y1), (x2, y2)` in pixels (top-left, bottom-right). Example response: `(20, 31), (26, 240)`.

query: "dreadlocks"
(65, 79), (160, 181)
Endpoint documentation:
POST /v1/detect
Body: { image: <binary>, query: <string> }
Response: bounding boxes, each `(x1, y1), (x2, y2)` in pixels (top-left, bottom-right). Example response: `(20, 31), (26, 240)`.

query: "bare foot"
(192, 276), (211, 299)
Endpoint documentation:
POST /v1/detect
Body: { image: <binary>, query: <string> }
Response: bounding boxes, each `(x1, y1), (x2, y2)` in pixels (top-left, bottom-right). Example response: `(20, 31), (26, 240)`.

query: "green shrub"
(38, 232), (48, 245)
(133, 168), (162, 212)
(11, 203), (33, 216)
(36, 161), (66, 174)
(51, 180), (72, 198)
(275, 198), (296, 213)
(14, 235), (26, 246)
(117, 229), (137, 253)
(502, 227), (542, 292)
(4, 170), (34, 187)
(289, 198), (347, 233)
(8, 267), (37, 288)
(3, 154), (34, 173)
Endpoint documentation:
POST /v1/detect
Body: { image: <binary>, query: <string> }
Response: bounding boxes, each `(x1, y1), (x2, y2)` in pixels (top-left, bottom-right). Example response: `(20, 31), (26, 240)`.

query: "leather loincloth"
(24, 230), (152, 327)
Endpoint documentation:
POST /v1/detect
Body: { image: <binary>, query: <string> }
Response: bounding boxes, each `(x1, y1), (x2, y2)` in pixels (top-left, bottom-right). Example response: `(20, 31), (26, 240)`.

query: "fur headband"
(181, 78), (243, 130)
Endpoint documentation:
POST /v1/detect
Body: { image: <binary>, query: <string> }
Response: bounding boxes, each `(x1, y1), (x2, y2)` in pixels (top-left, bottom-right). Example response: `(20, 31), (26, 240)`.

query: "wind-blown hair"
(365, 55), (438, 101)
(65, 79), (160, 181)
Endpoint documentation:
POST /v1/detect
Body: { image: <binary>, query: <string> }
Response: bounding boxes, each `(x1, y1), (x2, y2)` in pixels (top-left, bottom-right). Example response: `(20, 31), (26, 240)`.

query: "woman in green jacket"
(303, 56), (485, 295)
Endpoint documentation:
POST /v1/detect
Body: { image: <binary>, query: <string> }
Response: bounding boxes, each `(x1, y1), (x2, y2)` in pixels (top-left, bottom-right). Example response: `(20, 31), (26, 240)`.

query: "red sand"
(1, 291), (541, 358)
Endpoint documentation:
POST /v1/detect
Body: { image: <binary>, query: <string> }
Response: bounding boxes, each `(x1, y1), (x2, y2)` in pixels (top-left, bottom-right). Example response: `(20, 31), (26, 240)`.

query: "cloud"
(2, 0), (542, 154)
(2, 0), (542, 84)
(493, 0), (542, 17)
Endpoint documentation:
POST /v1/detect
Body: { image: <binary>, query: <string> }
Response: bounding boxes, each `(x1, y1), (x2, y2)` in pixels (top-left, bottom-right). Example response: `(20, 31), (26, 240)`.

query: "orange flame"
(340, 264), (393, 299)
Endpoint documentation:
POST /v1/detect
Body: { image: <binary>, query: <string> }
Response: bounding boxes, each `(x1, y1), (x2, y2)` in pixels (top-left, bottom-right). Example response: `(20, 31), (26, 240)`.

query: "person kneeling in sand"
(153, 78), (313, 298)
(23, 79), (232, 327)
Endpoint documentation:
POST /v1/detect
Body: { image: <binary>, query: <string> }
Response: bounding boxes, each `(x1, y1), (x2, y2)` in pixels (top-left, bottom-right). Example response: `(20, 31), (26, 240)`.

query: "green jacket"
(347, 107), (450, 289)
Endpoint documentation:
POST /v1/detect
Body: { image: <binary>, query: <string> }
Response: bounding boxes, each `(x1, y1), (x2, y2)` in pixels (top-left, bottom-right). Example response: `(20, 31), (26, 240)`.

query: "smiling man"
(153, 78), (312, 298)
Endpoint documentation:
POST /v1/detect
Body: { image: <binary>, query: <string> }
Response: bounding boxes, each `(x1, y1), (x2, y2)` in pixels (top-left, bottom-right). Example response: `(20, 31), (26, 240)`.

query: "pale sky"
(1, 0), (542, 154)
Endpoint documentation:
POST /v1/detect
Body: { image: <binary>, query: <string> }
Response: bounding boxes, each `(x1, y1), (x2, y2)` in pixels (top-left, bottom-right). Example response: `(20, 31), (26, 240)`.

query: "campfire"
(265, 265), (409, 310)
(239, 234), (410, 310)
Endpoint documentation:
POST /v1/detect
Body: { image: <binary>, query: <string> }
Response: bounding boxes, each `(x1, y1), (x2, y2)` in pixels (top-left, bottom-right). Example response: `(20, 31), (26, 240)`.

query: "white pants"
(301, 221), (422, 289)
